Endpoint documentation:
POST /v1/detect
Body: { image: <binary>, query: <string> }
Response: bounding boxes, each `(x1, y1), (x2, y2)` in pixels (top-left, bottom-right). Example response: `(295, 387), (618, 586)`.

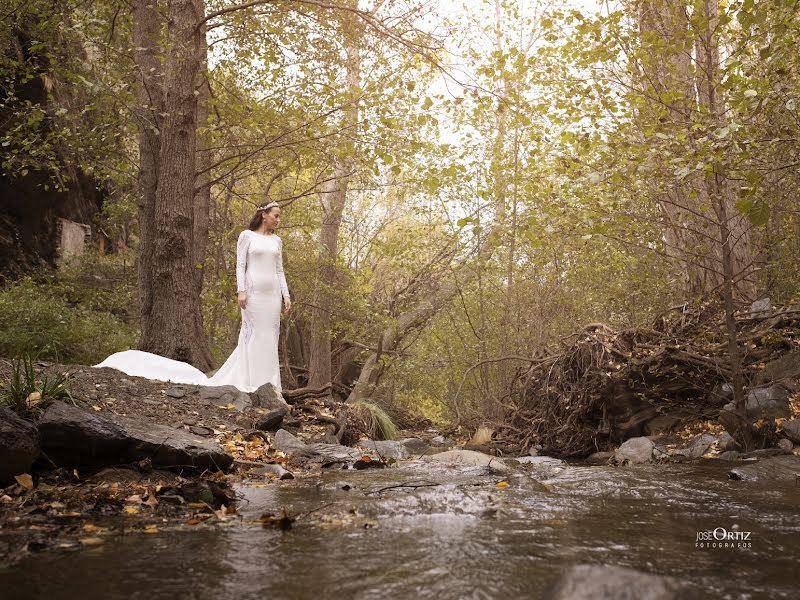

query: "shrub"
(0, 275), (137, 364)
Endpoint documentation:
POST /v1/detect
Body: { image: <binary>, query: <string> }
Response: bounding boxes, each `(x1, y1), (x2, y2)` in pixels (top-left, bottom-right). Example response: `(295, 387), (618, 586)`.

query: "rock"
(749, 297), (771, 315)
(430, 435), (454, 446)
(780, 419), (800, 444)
(399, 437), (430, 455)
(708, 382), (734, 406)
(251, 383), (289, 411)
(717, 451), (741, 461)
(670, 433), (717, 459)
(515, 456), (565, 466)
(164, 387), (186, 399)
(38, 401), (232, 471)
(357, 439), (409, 460)
(0, 406), (41, 481)
(421, 449), (509, 471)
(528, 445), (541, 456)
(546, 564), (683, 600)
(199, 385), (251, 411)
(644, 415), (681, 435)
(735, 386), (791, 420)
(755, 351), (800, 390)
(255, 408), (288, 432)
(718, 432), (739, 452)
(273, 429), (309, 455)
(586, 451), (615, 465)
(614, 437), (655, 464)
(252, 463), (294, 480)
(728, 455), (800, 482)
(189, 425), (213, 437)
(777, 438), (794, 453)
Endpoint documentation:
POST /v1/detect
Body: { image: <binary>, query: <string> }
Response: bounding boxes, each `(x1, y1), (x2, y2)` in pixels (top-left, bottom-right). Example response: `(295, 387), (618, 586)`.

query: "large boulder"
(251, 383), (289, 411)
(38, 401), (232, 470)
(0, 406), (41, 481)
(357, 439), (409, 460)
(755, 350), (800, 391)
(199, 385), (251, 411)
(546, 565), (684, 600)
(272, 428), (363, 465)
(735, 386), (791, 420)
(670, 433), (717, 459)
(614, 437), (655, 464)
(728, 455), (800, 482)
(780, 419), (800, 444)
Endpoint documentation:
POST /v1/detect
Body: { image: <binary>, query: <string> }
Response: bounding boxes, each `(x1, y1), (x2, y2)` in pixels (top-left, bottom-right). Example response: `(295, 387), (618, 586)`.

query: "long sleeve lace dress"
(93, 230), (290, 393)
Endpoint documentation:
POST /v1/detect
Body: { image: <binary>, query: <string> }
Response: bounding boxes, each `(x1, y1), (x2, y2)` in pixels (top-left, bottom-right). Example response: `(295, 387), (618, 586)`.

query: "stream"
(1, 459), (798, 599)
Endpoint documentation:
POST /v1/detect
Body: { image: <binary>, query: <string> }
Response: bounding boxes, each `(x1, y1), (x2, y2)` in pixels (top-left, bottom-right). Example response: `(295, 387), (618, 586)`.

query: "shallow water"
(1, 460), (798, 599)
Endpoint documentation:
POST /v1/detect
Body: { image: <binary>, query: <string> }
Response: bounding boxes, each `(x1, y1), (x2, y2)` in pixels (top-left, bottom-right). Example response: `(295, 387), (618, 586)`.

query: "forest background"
(1, 0), (799, 433)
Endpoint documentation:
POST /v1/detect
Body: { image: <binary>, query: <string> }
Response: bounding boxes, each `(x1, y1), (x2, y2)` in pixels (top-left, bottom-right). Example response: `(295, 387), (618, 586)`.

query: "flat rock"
(546, 564), (684, 600)
(357, 439), (409, 460)
(199, 385), (251, 411)
(38, 401), (232, 471)
(780, 419), (800, 444)
(586, 451), (615, 465)
(399, 437), (430, 455)
(421, 449), (509, 471)
(0, 406), (41, 481)
(728, 455), (800, 482)
(251, 383), (289, 411)
(164, 387), (186, 399)
(614, 437), (655, 464)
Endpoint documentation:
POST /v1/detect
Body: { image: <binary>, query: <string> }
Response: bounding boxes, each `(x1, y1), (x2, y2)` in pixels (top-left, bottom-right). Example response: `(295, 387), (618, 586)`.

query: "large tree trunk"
(132, 0), (163, 351)
(141, 0), (213, 369)
(193, 0), (212, 301)
(308, 9), (362, 388)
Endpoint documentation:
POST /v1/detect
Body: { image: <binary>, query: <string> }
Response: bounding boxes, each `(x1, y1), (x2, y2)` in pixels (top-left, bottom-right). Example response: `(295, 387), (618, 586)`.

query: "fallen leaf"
(0, 495), (12, 503)
(143, 526), (159, 534)
(225, 403), (236, 409)
(495, 481), (509, 489)
(125, 494), (143, 504)
(14, 474), (34, 490)
(124, 506), (140, 515)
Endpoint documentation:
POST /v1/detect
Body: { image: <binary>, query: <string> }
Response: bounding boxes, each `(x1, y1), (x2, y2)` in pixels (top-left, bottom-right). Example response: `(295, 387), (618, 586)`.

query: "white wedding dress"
(94, 230), (289, 393)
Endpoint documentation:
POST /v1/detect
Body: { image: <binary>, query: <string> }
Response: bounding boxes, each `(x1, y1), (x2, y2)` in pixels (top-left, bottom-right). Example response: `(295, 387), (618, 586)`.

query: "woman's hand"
(283, 296), (292, 314)
(237, 292), (248, 309)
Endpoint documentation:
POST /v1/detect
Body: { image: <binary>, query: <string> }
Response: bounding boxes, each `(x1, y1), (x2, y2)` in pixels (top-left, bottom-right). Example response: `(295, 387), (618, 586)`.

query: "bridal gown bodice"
(94, 230), (289, 393)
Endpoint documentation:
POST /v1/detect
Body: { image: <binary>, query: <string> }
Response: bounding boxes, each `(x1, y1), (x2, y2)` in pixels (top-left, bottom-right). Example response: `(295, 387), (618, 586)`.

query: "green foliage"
(0, 353), (73, 419)
(0, 265), (137, 364)
(353, 400), (397, 441)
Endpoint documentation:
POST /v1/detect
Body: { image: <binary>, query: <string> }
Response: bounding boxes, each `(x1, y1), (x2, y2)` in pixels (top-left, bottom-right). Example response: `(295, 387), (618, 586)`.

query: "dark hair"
(247, 204), (280, 231)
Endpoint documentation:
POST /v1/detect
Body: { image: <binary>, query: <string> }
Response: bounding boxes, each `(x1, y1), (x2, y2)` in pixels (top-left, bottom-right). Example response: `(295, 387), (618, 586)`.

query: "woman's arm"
(236, 231), (250, 308)
(277, 237), (291, 312)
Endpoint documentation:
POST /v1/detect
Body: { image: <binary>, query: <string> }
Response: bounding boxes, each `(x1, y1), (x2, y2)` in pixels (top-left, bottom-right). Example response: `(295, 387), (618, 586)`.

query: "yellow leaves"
(124, 506), (140, 515)
(220, 432), (271, 461)
(495, 481), (510, 489)
(14, 473), (34, 490)
(143, 525), (159, 534)
(224, 403), (236, 410)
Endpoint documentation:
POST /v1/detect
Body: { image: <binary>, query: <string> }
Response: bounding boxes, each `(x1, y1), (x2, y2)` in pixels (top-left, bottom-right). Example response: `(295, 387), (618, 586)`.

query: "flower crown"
(257, 201), (279, 212)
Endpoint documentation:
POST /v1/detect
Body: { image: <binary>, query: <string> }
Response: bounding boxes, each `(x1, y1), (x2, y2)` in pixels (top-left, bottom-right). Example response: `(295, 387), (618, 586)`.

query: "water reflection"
(1, 461), (797, 599)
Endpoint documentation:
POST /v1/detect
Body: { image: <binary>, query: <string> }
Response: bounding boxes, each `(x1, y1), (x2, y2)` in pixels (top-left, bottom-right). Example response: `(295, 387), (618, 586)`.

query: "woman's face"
(263, 207), (281, 230)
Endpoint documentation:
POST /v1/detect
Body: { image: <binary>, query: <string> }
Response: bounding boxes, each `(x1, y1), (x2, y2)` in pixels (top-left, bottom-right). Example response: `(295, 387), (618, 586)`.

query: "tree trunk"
(132, 0), (163, 351)
(141, 0), (213, 369)
(308, 8), (362, 388)
(193, 0), (211, 301)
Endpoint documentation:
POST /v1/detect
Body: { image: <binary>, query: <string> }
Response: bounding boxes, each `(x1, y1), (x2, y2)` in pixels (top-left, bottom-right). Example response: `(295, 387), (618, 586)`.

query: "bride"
(95, 202), (291, 393)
